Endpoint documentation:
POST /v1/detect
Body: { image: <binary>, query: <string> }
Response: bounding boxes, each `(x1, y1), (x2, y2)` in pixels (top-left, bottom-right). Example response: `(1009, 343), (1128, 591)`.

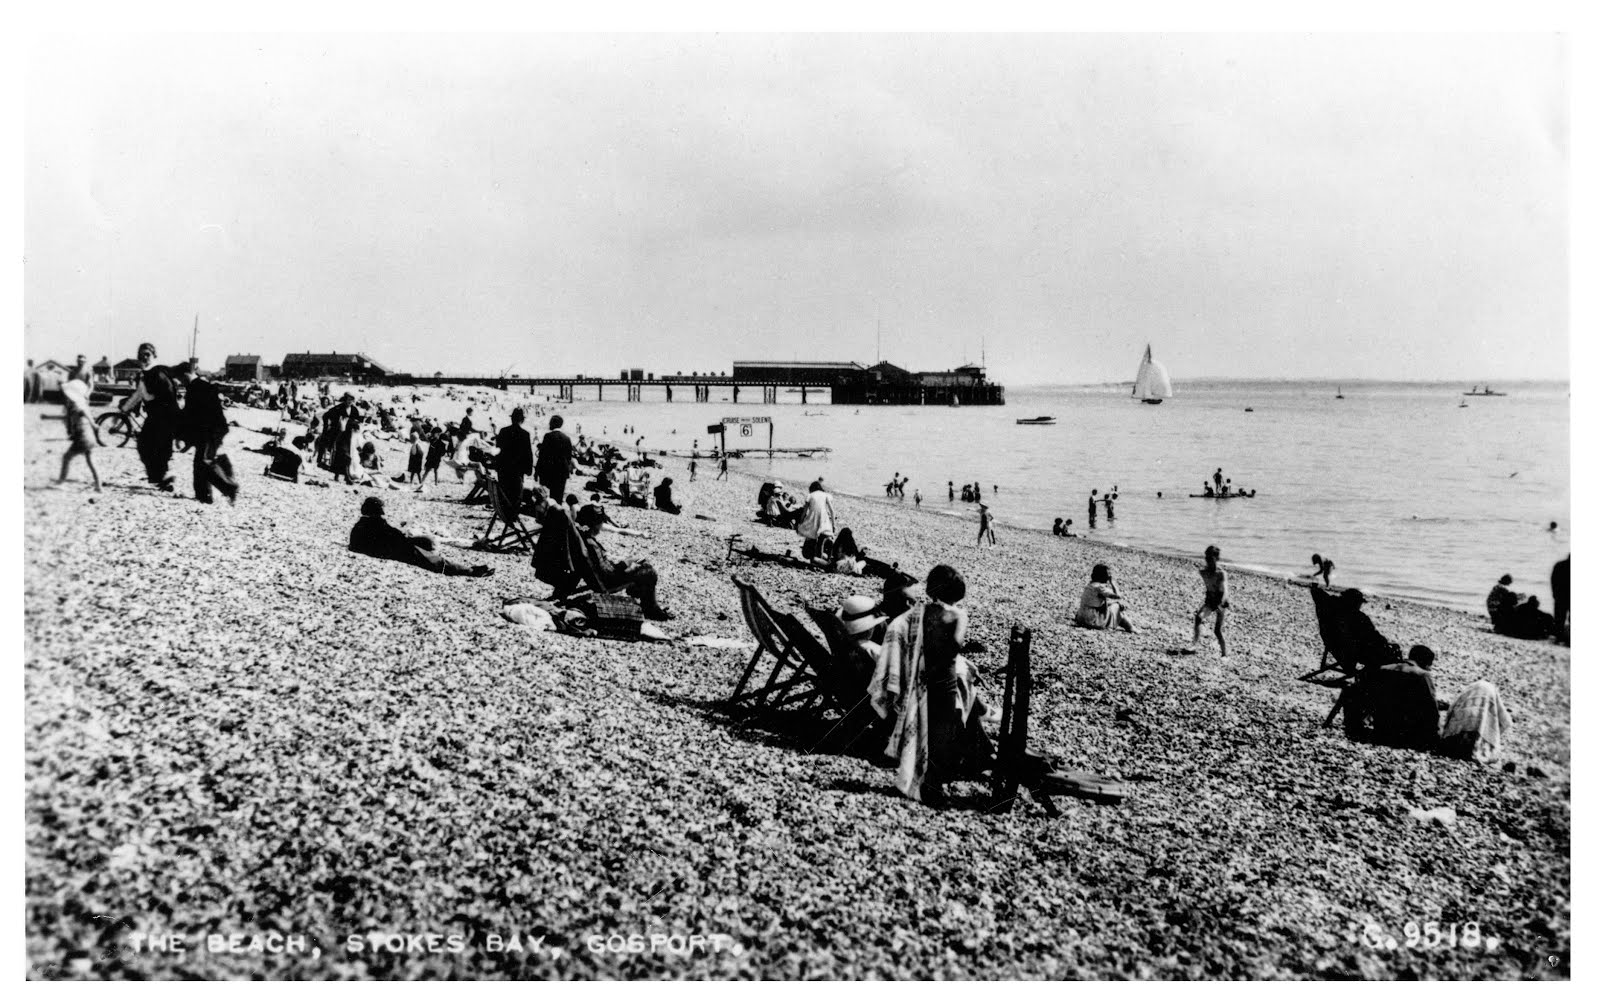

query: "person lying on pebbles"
(348, 496), (491, 577)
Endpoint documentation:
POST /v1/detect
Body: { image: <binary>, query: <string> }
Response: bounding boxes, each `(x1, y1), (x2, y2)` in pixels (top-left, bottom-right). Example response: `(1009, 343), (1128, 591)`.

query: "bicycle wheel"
(95, 412), (136, 448)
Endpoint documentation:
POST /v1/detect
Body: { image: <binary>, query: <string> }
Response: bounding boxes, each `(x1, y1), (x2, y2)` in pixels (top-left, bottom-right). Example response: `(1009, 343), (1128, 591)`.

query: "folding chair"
(990, 625), (1061, 817)
(1302, 585), (1359, 687)
(1303, 585), (1366, 728)
(472, 470), (539, 558)
(726, 576), (824, 712)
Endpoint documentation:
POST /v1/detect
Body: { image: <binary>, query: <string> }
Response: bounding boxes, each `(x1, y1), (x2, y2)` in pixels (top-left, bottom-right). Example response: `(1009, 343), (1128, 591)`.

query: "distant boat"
(1336, 385), (1345, 399)
(1015, 416), (1057, 425)
(1464, 385), (1507, 396)
(1244, 407), (1254, 412)
(1459, 400), (1469, 408)
(1132, 344), (1172, 404)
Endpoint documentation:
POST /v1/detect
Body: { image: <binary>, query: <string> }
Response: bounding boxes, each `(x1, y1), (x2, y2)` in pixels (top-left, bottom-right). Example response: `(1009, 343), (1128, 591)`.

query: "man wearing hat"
(130, 342), (180, 491)
(178, 361), (240, 505)
(837, 596), (887, 661)
(319, 393), (359, 472)
(494, 407), (534, 522)
(574, 504), (672, 620)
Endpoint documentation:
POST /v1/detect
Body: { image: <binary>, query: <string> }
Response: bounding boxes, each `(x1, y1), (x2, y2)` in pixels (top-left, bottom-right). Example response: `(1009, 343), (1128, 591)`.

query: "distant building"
(731, 361), (866, 385)
(34, 360), (70, 393)
(279, 352), (389, 380)
(225, 354), (265, 382)
(112, 358), (144, 383)
(92, 357), (114, 383)
(915, 363), (990, 388)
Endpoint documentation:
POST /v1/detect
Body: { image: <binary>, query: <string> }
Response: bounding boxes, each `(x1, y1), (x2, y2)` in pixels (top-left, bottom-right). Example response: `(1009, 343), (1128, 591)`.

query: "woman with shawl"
(868, 564), (993, 806)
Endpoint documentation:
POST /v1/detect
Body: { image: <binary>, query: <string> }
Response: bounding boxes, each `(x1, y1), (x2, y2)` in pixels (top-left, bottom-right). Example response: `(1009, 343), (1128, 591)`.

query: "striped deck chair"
(1303, 585), (1359, 688)
(727, 576), (824, 712)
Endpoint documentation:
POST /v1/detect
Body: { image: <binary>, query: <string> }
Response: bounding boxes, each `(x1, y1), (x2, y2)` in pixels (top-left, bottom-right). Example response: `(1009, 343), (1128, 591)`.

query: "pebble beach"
(23, 386), (1572, 979)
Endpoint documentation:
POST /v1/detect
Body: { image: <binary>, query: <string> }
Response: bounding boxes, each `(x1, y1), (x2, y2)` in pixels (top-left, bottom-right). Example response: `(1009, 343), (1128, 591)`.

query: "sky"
(23, 33), (1569, 384)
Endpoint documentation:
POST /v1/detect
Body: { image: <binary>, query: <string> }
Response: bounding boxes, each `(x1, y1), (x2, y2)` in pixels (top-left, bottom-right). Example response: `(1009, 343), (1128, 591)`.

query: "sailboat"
(1132, 344), (1172, 404)
(1336, 385), (1345, 399)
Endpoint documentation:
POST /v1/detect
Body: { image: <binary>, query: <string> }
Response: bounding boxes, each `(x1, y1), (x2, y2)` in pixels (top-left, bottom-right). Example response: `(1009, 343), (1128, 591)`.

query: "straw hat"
(838, 596), (886, 638)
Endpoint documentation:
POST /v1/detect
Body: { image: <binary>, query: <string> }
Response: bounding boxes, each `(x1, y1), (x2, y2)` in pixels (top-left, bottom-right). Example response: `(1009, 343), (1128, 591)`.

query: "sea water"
(500, 380), (1569, 613)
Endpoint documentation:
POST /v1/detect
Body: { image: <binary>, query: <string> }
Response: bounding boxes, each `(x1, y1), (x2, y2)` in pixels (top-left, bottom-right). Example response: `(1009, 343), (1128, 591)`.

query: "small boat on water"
(1190, 492), (1257, 499)
(1464, 385), (1507, 396)
(1132, 344), (1172, 404)
(1015, 416), (1057, 425)
(1336, 385), (1345, 399)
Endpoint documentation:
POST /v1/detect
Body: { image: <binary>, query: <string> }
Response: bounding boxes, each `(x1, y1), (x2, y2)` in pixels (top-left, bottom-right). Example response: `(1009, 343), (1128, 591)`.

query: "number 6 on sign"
(740, 424), (753, 437)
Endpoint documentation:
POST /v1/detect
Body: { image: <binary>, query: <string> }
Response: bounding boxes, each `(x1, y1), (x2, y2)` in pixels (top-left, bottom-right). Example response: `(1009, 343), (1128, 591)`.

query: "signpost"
(718, 416), (773, 457)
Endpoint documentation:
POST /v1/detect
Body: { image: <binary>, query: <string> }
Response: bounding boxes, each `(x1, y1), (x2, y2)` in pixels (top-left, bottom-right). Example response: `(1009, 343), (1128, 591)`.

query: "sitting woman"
(868, 564), (994, 806)
(1485, 574), (1521, 633)
(1074, 563), (1137, 632)
(652, 476), (682, 515)
(356, 440), (385, 484)
(831, 527), (867, 575)
(348, 496), (490, 576)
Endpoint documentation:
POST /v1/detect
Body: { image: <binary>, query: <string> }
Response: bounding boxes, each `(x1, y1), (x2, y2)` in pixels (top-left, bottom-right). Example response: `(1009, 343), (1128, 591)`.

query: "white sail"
(1132, 344), (1173, 400)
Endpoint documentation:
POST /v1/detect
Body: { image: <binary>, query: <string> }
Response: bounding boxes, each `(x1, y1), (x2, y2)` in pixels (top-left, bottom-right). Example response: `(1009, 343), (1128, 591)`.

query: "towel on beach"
(1438, 680), (1512, 762)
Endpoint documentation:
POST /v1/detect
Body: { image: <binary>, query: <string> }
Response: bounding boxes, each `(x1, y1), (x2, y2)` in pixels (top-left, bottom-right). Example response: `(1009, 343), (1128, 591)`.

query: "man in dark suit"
(536, 414), (574, 501)
(494, 407), (534, 522)
(131, 342), (180, 491)
(179, 362), (239, 504)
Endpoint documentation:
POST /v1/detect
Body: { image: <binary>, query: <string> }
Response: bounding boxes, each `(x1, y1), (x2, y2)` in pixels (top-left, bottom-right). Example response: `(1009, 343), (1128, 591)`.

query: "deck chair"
(726, 576), (824, 712)
(1303, 585), (1360, 688)
(991, 626), (1062, 817)
(805, 605), (887, 752)
(472, 470), (539, 557)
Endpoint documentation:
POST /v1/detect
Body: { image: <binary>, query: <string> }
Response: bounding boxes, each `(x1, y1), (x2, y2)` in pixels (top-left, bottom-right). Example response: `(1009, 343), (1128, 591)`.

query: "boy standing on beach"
(1193, 544), (1229, 657)
(717, 456), (729, 480)
(976, 502), (996, 546)
(688, 458), (697, 482)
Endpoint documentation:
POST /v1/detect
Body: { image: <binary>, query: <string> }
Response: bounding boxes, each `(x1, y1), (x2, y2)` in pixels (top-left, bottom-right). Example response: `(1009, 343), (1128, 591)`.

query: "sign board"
(720, 417), (771, 425)
(706, 424), (724, 434)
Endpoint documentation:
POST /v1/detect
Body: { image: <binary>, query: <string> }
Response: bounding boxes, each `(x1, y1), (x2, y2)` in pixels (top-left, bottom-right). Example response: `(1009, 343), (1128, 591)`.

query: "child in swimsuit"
(1193, 544), (1230, 657)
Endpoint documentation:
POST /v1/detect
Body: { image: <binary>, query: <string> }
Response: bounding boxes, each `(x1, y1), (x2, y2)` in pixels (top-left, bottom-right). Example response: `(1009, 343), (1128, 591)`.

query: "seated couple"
(1341, 644), (1514, 763)
(1486, 574), (1557, 640)
(530, 489), (673, 621)
(756, 481), (799, 526)
(348, 497), (492, 577)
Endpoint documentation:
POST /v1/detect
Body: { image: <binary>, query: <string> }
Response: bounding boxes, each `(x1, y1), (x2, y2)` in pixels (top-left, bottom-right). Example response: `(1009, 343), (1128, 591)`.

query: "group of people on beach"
(36, 354), (1545, 810)
(1486, 562), (1569, 645)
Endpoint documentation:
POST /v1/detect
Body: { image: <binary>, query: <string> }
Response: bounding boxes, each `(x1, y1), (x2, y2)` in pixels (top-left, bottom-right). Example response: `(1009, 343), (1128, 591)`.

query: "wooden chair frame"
(473, 469), (539, 558)
(727, 576), (823, 712)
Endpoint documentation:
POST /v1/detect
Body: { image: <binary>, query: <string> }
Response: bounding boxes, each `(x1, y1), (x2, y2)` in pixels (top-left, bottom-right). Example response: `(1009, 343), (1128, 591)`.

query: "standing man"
(70, 354), (93, 385)
(535, 414), (574, 501)
(688, 457), (697, 482)
(179, 362), (239, 504)
(132, 342), (180, 491)
(457, 407), (476, 438)
(24, 359), (40, 403)
(716, 455), (729, 480)
(494, 407), (534, 521)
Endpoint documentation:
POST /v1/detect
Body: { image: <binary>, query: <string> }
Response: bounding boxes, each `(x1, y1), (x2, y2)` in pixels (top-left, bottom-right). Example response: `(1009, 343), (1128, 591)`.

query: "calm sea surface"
(511, 380), (1569, 613)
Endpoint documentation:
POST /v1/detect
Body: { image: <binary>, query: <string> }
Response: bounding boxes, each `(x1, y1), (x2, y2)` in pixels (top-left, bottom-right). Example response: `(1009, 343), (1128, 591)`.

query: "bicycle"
(93, 409), (190, 452)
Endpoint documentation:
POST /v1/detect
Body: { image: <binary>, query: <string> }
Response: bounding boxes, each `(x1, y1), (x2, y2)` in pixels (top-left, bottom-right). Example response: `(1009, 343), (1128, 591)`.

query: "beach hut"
(225, 354), (265, 382)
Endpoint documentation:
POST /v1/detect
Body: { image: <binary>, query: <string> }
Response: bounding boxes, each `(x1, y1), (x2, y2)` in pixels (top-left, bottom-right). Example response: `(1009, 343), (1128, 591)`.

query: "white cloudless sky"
(23, 32), (1567, 384)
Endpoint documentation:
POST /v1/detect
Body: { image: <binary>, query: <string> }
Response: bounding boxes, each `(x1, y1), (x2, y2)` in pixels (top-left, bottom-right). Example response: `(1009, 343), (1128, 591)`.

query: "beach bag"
(578, 593), (646, 639)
